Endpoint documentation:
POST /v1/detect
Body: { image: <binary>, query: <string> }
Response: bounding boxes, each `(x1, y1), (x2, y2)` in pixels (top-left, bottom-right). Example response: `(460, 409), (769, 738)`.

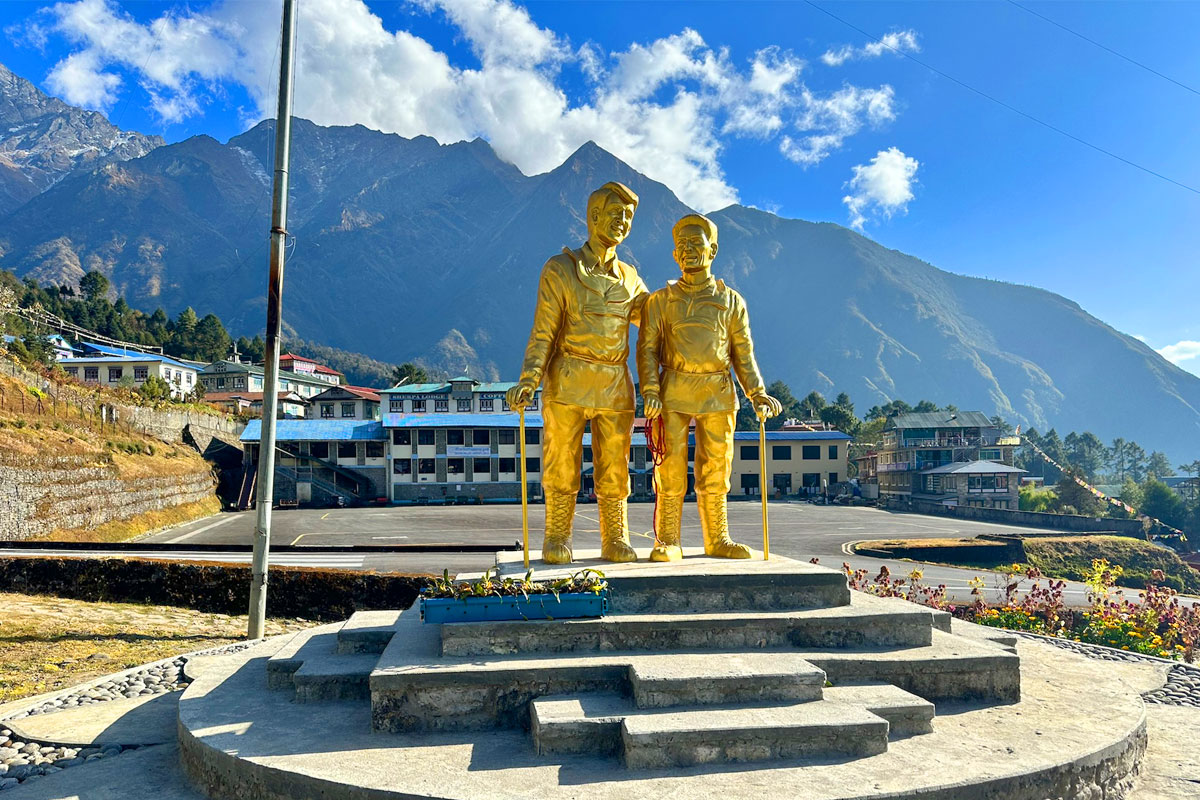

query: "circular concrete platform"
(178, 634), (1150, 800)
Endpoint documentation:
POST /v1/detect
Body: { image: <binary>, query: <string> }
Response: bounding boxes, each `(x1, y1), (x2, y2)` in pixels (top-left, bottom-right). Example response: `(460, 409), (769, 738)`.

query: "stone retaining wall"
(907, 498), (1149, 537)
(0, 463), (216, 541)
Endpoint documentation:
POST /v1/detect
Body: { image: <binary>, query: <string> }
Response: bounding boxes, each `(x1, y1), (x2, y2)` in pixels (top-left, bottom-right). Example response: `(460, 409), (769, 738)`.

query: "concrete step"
(266, 624), (341, 690)
(490, 549), (851, 613)
(530, 693), (890, 768)
(337, 610), (404, 655)
(804, 629), (1021, 703)
(822, 684), (935, 735)
(293, 652), (380, 702)
(438, 592), (934, 657)
(630, 652), (825, 708)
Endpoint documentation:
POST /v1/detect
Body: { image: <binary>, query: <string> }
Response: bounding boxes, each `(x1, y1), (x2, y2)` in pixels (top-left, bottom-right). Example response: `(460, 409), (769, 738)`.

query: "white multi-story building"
(59, 347), (199, 399)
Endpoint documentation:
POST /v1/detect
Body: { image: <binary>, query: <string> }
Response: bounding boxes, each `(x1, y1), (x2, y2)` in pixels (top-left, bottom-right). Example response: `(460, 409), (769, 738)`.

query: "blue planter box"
(419, 592), (608, 623)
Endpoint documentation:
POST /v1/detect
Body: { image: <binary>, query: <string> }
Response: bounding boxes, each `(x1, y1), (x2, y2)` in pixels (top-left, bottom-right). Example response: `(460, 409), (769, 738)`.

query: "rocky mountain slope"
(0, 75), (1195, 458)
(0, 62), (162, 215)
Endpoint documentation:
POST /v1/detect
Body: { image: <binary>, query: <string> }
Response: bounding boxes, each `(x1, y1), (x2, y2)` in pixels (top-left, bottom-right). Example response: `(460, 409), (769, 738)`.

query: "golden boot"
(542, 492), (576, 564)
(650, 495), (684, 562)
(597, 497), (638, 563)
(698, 493), (751, 559)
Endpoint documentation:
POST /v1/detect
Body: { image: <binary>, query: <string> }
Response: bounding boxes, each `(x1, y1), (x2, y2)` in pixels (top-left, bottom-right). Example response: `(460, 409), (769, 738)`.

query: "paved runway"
(125, 501), (1131, 603)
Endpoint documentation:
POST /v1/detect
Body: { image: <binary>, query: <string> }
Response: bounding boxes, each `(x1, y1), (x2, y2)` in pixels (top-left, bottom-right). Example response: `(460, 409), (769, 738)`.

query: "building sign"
(447, 445), (492, 458)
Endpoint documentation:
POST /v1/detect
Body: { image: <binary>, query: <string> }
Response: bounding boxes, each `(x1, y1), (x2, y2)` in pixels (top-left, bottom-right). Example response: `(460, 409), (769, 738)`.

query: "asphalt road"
(12, 502), (1182, 605)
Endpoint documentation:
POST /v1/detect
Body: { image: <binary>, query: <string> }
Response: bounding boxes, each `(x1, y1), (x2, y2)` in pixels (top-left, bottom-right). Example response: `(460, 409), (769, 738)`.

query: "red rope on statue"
(643, 416), (667, 544)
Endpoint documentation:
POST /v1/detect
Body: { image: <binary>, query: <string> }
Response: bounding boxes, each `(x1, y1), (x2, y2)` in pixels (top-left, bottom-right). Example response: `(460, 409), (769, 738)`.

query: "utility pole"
(249, 0), (299, 640)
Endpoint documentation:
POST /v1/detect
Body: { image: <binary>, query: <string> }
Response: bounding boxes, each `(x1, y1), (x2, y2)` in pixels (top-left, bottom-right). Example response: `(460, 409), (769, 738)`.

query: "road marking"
(166, 515), (237, 543)
(373, 536), (410, 540)
(321, 513), (330, 520)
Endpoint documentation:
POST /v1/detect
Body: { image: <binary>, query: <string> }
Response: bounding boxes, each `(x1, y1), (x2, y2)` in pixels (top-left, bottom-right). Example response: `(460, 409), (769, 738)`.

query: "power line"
(1007, 0), (1200, 98)
(803, 0), (1200, 197)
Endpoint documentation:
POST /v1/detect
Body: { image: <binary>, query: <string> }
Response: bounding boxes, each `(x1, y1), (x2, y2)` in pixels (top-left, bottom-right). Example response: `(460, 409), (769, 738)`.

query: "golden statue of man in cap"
(507, 182), (649, 564)
(637, 213), (782, 561)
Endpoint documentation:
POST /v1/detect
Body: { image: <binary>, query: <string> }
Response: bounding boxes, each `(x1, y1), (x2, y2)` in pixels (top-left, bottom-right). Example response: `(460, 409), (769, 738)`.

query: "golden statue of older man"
(637, 213), (781, 561)
(506, 182), (649, 564)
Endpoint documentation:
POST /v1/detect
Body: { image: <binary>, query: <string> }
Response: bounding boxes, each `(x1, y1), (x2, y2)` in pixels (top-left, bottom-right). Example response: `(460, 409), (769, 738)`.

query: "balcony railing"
(878, 462), (911, 472)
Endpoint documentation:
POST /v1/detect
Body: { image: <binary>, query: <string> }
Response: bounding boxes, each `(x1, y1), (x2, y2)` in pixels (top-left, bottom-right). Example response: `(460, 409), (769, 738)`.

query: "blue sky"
(2, 0), (1198, 375)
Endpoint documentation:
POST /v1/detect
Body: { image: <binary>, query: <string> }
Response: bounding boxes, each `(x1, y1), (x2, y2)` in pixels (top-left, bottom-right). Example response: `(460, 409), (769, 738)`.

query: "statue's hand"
(643, 394), (663, 420)
(506, 381), (535, 409)
(752, 393), (783, 421)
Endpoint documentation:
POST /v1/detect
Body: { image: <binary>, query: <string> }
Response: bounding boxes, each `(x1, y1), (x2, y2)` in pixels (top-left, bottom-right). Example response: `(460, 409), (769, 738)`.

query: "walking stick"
(759, 413), (769, 560)
(519, 405), (530, 568)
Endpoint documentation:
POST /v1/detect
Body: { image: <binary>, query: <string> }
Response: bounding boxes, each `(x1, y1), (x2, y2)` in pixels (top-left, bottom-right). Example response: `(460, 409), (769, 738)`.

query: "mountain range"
(0, 61), (1198, 461)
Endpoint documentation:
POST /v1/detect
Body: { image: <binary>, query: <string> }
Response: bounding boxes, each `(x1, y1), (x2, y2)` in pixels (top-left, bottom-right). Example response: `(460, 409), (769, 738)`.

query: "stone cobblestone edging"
(1008, 630), (1200, 706)
(0, 639), (265, 791)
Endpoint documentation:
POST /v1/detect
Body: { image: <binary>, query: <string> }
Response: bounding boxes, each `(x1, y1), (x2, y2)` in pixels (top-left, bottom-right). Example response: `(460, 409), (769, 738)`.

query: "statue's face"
(590, 199), (636, 246)
(673, 223), (716, 273)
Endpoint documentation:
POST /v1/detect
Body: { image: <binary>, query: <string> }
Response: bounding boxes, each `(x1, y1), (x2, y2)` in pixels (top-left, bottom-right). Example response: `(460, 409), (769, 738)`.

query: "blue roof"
(78, 342), (195, 371)
(582, 433), (649, 447)
(733, 431), (852, 441)
(240, 419), (385, 443)
(383, 413), (542, 428)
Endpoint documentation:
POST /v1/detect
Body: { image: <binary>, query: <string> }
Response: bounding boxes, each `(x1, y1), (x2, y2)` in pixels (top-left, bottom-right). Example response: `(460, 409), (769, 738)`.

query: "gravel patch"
(0, 639), (264, 790)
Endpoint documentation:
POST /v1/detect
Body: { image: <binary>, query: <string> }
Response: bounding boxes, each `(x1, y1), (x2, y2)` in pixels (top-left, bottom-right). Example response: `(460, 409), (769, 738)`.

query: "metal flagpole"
(759, 414), (770, 560)
(248, 0), (299, 640)
(519, 406), (530, 568)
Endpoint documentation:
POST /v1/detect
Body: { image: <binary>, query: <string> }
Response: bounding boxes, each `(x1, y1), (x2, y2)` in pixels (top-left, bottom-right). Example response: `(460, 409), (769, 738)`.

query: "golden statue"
(506, 182), (649, 564)
(637, 214), (782, 561)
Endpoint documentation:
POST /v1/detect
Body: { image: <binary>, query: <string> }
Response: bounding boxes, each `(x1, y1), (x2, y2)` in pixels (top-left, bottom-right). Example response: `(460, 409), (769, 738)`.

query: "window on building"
(366, 442), (385, 458)
(499, 457), (515, 473)
(337, 442), (357, 459)
(412, 399), (426, 412)
(979, 448), (1001, 461)
(457, 398), (471, 412)
(499, 430), (515, 445)
(392, 429), (411, 446)
(341, 403), (355, 418)
(802, 472), (821, 489)
(394, 460), (412, 475)
(447, 429), (465, 445)
(480, 398), (494, 411)
(418, 458), (435, 474)
(84, 366), (98, 381)
(434, 398), (448, 412)
(829, 472), (839, 486)
(320, 404), (334, 418)
(447, 458), (465, 475)
(502, 398), (511, 411)
(996, 475), (1008, 490)
(186, 373), (193, 385)
(217, 376), (226, 389)
(473, 429), (490, 445)
(526, 457), (541, 473)
(473, 457), (491, 476)
(740, 445), (758, 460)
(828, 445), (838, 460)
(528, 395), (538, 410)
(173, 372), (181, 385)
(234, 377), (245, 389)
(390, 399), (404, 413)
(418, 429), (435, 445)
(310, 442), (329, 459)
(741, 474), (759, 491)
(772, 445), (792, 460)
(525, 428), (539, 445)
(583, 446), (593, 462)
(802, 445), (821, 460)
(65, 366), (78, 377)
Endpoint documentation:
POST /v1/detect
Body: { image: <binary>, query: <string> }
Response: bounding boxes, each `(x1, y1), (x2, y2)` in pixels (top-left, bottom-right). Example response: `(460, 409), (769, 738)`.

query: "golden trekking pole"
(519, 404), (530, 568)
(759, 412), (769, 560)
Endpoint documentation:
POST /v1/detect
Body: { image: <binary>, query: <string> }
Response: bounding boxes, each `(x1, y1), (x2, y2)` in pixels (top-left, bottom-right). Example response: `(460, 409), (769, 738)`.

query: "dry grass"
(34, 497), (222, 543)
(0, 592), (314, 705)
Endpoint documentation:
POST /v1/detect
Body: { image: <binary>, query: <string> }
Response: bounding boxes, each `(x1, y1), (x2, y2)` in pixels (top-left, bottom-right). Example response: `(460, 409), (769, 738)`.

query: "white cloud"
(780, 85), (896, 166)
(23, 0), (908, 212)
(822, 30), (919, 67)
(1158, 340), (1200, 364)
(842, 146), (919, 229)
